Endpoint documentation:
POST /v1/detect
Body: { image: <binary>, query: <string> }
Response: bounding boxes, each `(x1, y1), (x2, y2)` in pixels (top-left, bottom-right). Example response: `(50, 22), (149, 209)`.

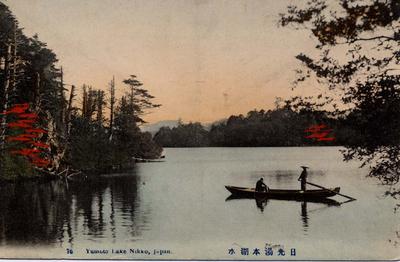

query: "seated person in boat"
(255, 178), (268, 192)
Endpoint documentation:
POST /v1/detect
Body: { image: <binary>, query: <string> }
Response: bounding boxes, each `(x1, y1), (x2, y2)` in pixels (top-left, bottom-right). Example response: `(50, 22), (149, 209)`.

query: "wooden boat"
(225, 185), (340, 200)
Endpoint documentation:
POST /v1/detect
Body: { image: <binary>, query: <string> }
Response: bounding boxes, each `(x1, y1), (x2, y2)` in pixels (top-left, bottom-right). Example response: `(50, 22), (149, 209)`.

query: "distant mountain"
(141, 120), (180, 134)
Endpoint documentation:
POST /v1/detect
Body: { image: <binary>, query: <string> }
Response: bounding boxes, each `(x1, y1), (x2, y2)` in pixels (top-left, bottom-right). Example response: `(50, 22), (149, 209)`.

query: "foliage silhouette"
(280, 0), (400, 202)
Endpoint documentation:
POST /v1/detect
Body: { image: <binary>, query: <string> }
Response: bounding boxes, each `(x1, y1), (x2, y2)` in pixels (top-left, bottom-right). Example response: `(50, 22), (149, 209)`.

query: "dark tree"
(280, 0), (400, 199)
(154, 122), (209, 147)
(108, 76), (116, 140)
(123, 75), (161, 125)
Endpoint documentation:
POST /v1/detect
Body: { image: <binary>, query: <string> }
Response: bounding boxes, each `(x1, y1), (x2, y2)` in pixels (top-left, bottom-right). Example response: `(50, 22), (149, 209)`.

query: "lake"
(0, 147), (398, 260)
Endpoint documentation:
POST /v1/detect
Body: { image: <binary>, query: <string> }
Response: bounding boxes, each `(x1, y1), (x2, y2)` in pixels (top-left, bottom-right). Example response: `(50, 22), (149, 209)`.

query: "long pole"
(306, 181), (356, 201)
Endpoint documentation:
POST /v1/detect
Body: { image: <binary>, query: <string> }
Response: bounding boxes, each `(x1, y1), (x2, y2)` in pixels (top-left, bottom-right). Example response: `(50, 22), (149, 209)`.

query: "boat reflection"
(225, 194), (341, 206)
(225, 194), (340, 231)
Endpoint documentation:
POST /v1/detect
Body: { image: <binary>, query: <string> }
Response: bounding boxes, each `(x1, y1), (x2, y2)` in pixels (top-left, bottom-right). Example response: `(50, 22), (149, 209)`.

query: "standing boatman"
(298, 166), (309, 191)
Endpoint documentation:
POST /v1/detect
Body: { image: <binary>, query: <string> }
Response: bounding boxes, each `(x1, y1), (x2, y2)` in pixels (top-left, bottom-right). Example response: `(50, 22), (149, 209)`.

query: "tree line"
(0, 2), (161, 180)
(154, 106), (360, 147)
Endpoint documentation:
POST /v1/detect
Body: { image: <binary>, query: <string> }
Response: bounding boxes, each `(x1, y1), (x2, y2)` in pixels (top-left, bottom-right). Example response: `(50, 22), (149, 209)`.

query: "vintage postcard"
(0, 0), (399, 260)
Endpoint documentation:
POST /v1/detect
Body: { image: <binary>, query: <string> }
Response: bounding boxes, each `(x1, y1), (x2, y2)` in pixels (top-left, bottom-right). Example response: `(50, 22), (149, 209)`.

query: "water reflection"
(255, 197), (269, 212)
(225, 195), (340, 232)
(0, 172), (147, 246)
(301, 201), (309, 232)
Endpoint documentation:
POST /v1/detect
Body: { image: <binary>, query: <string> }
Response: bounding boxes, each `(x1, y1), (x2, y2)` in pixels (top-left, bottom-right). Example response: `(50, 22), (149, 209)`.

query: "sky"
(5, 0), (317, 124)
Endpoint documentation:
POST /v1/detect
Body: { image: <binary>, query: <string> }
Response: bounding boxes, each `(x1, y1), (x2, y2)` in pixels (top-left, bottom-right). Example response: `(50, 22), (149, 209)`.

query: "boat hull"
(225, 185), (340, 200)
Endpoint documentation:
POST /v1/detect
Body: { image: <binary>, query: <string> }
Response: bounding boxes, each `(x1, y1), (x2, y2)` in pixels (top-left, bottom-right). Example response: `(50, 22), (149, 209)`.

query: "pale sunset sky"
(5, 0), (318, 124)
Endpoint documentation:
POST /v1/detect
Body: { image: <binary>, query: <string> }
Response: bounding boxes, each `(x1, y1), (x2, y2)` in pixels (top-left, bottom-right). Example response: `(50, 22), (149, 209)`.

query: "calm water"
(0, 147), (398, 259)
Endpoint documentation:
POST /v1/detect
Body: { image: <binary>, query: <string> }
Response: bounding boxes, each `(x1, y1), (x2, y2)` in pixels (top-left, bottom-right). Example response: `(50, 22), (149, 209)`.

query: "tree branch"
(347, 35), (397, 44)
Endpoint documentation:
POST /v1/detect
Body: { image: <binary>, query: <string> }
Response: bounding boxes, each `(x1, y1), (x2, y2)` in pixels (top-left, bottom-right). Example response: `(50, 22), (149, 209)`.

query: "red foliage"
(315, 137), (335, 141)
(31, 158), (50, 167)
(7, 136), (32, 142)
(29, 141), (50, 148)
(1, 103), (29, 114)
(19, 113), (38, 119)
(11, 148), (42, 156)
(304, 124), (335, 142)
(19, 119), (36, 124)
(26, 128), (48, 134)
(7, 122), (32, 128)
(4, 103), (51, 169)
(9, 134), (38, 140)
(305, 132), (330, 139)
(304, 124), (328, 132)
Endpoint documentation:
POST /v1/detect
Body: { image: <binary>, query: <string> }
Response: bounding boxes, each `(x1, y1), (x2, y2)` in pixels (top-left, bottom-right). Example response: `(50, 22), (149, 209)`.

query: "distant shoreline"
(159, 145), (345, 148)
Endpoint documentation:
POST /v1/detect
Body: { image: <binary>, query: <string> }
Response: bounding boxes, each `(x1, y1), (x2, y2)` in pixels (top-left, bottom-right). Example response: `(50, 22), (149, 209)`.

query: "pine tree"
(122, 75), (161, 125)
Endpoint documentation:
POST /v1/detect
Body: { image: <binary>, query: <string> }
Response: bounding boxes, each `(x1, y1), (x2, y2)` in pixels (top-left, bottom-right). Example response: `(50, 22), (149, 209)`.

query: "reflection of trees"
(0, 181), (72, 244)
(105, 174), (144, 238)
(270, 171), (295, 187)
(69, 174), (144, 240)
(70, 179), (108, 237)
(0, 173), (146, 245)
